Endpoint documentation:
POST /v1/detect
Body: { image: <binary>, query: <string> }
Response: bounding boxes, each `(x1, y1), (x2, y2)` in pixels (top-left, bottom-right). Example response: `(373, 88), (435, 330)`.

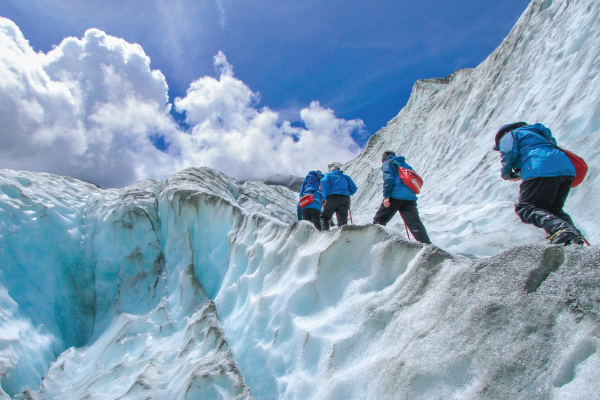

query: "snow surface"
(0, 0), (600, 399)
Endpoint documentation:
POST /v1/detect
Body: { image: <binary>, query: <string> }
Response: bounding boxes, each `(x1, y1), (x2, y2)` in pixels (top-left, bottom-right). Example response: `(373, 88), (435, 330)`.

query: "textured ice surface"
(0, 170), (256, 399)
(344, 0), (600, 257)
(1, 0), (600, 399)
(0, 171), (99, 398)
(1, 166), (599, 399)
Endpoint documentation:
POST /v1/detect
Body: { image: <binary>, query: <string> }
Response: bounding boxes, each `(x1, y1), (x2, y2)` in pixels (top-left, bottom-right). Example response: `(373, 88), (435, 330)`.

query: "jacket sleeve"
(499, 132), (517, 180)
(346, 175), (357, 195)
(320, 176), (330, 199)
(382, 161), (396, 198)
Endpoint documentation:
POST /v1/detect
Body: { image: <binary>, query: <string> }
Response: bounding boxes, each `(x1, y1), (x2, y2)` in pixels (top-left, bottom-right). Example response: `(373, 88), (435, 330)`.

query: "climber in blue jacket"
(320, 166), (357, 230)
(373, 151), (431, 244)
(299, 170), (324, 230)
(493, 122), (584, 245)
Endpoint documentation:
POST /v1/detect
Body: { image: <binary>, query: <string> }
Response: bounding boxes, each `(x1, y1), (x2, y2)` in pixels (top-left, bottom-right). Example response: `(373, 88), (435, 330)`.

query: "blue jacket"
(299, 171), (324, 210)
(382, 155), (418, 201)
(499, 123), (575, 180)
(321, 170), (357, 199)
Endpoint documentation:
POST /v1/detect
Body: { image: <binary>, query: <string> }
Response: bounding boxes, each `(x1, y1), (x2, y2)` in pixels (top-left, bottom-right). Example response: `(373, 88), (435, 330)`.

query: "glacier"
(1, 0), (600, 399)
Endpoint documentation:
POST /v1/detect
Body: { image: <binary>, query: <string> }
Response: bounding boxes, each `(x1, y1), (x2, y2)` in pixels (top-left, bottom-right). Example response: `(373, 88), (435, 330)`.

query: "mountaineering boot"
(546, 226), (584, 245)
(517, 206), (583, 245)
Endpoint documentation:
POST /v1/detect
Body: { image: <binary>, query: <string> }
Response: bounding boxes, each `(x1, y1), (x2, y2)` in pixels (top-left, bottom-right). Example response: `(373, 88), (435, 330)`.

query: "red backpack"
(299, 194), (314, 208)
(562, 149), (587, 188)
(398, 167), (423, 194)
(532, 131), (588, 188)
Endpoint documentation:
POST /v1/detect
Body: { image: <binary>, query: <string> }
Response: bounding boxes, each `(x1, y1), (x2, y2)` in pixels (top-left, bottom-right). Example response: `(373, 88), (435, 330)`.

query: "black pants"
(321, 194), (350, 230)
(301, 208), (322, 230)
(515, 176), (580, 235)
(373, 198), (431, 244)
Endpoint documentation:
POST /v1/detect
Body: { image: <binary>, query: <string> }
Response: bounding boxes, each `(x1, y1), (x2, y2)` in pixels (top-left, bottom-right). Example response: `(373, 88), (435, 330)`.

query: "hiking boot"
(547, 229), (580, 245)
(571, 236), (586, 246)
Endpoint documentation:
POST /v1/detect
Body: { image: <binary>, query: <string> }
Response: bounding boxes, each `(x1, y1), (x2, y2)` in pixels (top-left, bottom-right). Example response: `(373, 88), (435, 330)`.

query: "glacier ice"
(1, 0), (600, 399)
(1, 165), (599, 399)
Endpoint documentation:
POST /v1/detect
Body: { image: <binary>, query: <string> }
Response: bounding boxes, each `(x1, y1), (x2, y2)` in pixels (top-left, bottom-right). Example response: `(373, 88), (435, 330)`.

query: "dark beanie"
(382, 150), (396, 161)
(493, 122), (528, 151)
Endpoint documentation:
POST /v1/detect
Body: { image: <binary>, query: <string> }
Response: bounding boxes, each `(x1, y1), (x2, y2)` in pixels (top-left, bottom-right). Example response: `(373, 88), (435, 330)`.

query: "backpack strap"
(529, 130), (556, 146)
(388, 159), (400, 170)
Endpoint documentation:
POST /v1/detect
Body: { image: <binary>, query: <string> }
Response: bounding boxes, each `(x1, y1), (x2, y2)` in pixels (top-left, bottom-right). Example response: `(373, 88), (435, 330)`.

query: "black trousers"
(515, 176), (579, 235)
(373, 198), (431, 244)
(301, 208), (322, 230)
(321, 194), (350, 230)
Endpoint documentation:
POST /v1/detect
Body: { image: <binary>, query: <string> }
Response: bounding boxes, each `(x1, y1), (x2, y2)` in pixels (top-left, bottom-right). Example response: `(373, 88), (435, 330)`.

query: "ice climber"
(299, 170), (325, 230)
(373, 151), (431, 244)
(320, 166), (357, 230)
(493, 122), (585, 245)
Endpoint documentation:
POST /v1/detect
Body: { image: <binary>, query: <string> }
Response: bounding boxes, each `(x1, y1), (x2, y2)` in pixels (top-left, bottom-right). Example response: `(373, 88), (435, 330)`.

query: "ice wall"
(0, 166), (302, 398)
(2, 166), (599, 399)
(0, 169), (261, 399)
(343, 0), (600, 257)
(0, 171), (98, 397)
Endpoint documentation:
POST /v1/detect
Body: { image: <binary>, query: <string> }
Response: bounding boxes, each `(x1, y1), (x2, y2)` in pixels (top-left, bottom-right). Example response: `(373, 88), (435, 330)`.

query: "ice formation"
(0, 0), (599, 399)
(345, 0), (600, 257)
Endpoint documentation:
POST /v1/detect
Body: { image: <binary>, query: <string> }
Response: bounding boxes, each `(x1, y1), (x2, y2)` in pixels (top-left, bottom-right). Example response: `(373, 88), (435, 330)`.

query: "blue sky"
(0, 0), (529, 147)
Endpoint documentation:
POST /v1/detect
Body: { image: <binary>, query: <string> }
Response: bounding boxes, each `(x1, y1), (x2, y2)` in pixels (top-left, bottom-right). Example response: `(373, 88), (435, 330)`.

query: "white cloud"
(0, 18), (364, 187)
(173, 52), (363, 180)
(0, 18), (176, 188)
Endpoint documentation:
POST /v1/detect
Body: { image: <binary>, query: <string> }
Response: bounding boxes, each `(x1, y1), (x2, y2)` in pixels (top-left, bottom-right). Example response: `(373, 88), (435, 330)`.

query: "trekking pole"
(404, 223), (411, 240)
(583, 238), (591, 246)
(349, 208), (353, 225)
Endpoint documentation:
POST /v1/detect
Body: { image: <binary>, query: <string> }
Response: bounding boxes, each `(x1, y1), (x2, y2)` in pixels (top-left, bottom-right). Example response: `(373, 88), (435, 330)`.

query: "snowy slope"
(343, 0), (600, 257)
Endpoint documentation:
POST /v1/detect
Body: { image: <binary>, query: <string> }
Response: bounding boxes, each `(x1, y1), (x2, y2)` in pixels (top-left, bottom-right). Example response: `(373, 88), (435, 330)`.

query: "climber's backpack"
(398, 168), (423, 194)
(532, 131), (588, 188)
(561, 149), (588, 188)
(299, 193), (314, 208)
(391, 160), (423, 194)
